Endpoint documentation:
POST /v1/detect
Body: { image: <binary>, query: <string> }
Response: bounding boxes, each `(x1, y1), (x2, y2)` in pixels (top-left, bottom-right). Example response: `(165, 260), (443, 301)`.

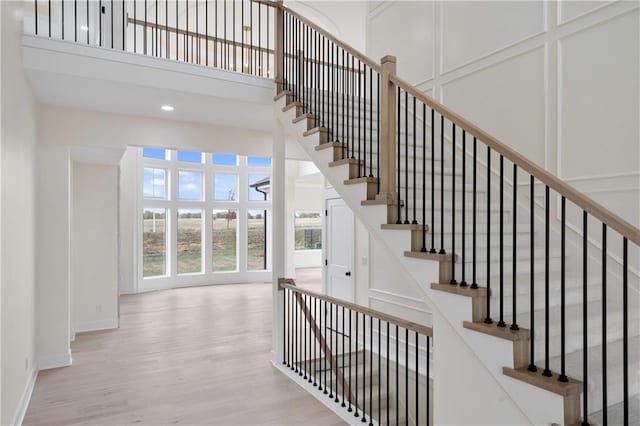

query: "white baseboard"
(73, 318), (119, 334)
(11, 368), (38, 426)
(39, 350), (73, 370)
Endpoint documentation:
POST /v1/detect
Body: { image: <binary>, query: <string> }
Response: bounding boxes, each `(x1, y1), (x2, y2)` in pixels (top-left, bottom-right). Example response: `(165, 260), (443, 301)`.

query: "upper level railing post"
(378, 55), (398, 224)
(274, 0), (284, 93)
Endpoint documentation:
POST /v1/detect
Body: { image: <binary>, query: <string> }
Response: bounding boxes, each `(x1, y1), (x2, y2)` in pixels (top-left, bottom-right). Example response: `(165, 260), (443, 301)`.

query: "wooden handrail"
(127, 17), (275, 55)
(278, 278), (433, 337)
(389, 74), (640, 247)
(275, 3), (381, 73)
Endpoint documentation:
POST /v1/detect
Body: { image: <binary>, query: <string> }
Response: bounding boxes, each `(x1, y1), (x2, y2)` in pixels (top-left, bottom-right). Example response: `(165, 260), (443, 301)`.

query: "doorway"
(324, 198), (355, 303)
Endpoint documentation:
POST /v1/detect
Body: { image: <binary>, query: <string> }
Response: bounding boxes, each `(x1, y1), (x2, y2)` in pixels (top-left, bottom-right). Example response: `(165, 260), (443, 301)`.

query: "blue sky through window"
(177, 150), (203, 163)
(143, 168), (166, 198)
(213, 153), (237, 165)
(143, 147), (166, 160)
(248, 156), (272, 167)
(178, 170), (203, 200)
(214, 174), (237, 201)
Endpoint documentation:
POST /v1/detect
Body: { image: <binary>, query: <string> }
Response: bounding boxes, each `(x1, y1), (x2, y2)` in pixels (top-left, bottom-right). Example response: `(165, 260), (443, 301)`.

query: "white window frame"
(137, 148), (272, 293)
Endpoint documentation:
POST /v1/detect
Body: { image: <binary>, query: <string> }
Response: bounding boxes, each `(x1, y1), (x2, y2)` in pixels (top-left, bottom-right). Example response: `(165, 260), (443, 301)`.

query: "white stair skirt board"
(275, 97), (570, 425)
(272, 361), (382, 426)
(11, 368), (38, 426)
(72, 318), (119, 334)
(38, 349), (73, 370)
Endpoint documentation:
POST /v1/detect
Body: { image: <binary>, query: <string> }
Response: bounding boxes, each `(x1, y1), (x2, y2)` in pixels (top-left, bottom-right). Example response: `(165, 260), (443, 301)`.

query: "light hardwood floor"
(24, 279), (343, 426)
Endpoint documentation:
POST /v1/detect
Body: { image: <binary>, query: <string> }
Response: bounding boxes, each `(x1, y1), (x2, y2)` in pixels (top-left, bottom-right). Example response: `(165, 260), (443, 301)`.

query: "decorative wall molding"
(368, 288), (431, 318)
(11, 368), (38, 426)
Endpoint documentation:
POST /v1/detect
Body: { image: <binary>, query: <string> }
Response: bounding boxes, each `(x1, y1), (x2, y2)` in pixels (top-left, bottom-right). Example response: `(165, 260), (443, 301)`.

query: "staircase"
(272, 5), (640, 424)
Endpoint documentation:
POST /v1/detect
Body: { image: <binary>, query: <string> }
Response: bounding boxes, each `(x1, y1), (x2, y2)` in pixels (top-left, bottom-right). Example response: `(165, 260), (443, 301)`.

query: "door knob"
(345, 271), (351, 276)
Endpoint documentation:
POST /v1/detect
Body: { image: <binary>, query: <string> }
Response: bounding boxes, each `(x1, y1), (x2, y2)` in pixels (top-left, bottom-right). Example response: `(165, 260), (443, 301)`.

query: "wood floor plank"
(23, 280), (343, 425)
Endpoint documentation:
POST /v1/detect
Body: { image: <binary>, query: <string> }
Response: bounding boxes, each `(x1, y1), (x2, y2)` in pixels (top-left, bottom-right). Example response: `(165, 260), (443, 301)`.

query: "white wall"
(367, 1), (640, 231)
(119, 148), (137, 295)
(72, 163), (120, 333)
(1, 2), (38, 424)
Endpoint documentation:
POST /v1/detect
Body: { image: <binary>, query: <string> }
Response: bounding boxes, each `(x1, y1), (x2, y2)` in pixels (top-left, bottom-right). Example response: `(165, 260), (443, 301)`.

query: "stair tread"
(431, 282), (488, 297)
(463, 320), (530, 341)
(404, 250), (456, 262)
(503, 366), (582, 396)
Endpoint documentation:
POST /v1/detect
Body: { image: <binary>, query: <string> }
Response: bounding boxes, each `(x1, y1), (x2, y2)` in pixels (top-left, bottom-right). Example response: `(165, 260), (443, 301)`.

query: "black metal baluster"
(415, 331), (419, 426)
(369, 315), (373, 425)
(412, 96), (417, 225)
(267, 5), (270, 78)
(426, 336), (430, 426)
(404, 91), (409, 224)
(63, 0), (65, 41)
(156, 0), (159, 57)
(623, 237), (629, 426)
(378, 318), (381, 424)
(405, 328), (408, 426)
(358, 60), (363, 178)
(144, 0), (148, 54)
(308, 298), (312, 383)
(351, 55), (355, 159)
(430, 110), (436, 254)
(295, 292), (298, 373)
(304, 294), (307, 379)
(341, 306), (345, 401)
(322, 299), (327, 393)
(348, 309), (352, 409)
(440, 115), (445, 254)
(213, 0), (217, 67)
(602, 224), (608, 424)
(362, 62), (366, 179)
(451, 123), (457, 284)
(283, 288), (287, 365)
(329, 302), (333, 391)
(288, 290), (292, 368)
(421, 104), (427, 252)
(377, 75), (381, 188)
(386, 322), (390, 426)
(582, 211), (588, 424)
(484, 147), (492, 324)
(542, 185), (552, 377)
(460, 131), (467, 286)
(498, 155), (505, 327)
(471, 137), (478, 289)
(559, 196), (568, 382)
(369, 67), (374, 178)
(314, 297), (318, 386)
(528, 176), (537, 372)
(511, 165), (519, 330)
(396, 87), (401, 224)
(86, 0), (89, 44)
(35, 0), (38, 36)
(355, 312), (359, 416)
(75, 0), (78, 43)
(176, 0), (179, 61)
(97, 0), (99, 45)
(362, 316), (367, 423)
(396, 325), (399, 426)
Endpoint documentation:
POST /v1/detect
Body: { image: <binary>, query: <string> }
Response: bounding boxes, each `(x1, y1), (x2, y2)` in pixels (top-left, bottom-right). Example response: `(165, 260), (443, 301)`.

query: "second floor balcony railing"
(26, 0), (275, 78)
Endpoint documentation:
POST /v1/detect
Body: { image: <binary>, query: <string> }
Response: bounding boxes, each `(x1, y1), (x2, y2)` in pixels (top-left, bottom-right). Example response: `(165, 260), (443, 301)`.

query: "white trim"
(38, 350), (73, 371)
(10, 368), (38, 426)
(368, 288), (431, 316)
(73, 318), (119, 334)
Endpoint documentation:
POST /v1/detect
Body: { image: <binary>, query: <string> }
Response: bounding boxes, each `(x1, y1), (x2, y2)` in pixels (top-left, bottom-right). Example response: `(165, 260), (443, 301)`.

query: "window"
(214, 173), (238, 201)
(248, 174), (270, 201)
(177, 209), (203, 274)
(247, 209), (269, 270)
(294, 212), (322, 250)
(212, 209), (237, 272)
(143, 168), (167, 199)
(248, 156), (272, 167)
(177, 150), (203, 163)
(178, 170), (203, 200)
(139, 148), (272, 286)
(143, 147), (167, 160)
(142, 208), (167, 277)
(213, 153), (237, 165)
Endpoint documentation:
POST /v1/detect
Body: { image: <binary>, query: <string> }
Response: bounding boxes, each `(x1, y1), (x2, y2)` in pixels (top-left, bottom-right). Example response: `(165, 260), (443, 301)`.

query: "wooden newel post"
(378, 55), (398, 224)
(274, 1), (285, 93)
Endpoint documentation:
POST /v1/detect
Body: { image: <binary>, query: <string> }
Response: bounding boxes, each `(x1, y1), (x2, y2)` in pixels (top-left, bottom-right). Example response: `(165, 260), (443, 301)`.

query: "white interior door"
(326, 198), (354, 303)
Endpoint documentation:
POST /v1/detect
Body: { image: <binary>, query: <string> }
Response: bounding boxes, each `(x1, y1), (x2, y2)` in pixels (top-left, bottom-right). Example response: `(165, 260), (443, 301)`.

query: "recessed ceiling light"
(80, 25), (89, 31)
(161, 105), (174, 112)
